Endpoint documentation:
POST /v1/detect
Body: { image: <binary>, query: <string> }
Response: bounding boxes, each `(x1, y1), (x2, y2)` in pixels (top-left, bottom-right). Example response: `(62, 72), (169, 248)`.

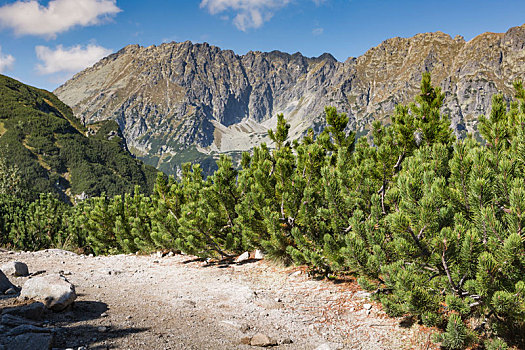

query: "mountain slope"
(0, 75), (157, 201)
(55, 24), (525, 174)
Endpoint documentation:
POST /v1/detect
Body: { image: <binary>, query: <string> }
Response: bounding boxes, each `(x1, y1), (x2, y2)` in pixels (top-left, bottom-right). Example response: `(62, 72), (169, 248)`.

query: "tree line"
(1, 73), (524, 349)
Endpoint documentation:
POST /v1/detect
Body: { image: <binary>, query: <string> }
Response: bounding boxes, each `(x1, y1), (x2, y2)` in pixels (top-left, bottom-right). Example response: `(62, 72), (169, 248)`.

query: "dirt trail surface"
(0, 249), (436, 349)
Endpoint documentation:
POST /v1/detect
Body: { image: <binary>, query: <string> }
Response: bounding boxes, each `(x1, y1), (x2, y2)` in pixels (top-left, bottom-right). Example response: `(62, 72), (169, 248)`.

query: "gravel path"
(0, 249), (436, 349)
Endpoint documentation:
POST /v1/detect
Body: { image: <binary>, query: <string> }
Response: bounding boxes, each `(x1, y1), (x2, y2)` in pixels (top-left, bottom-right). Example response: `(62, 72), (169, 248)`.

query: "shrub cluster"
(2, 74), (525, 348)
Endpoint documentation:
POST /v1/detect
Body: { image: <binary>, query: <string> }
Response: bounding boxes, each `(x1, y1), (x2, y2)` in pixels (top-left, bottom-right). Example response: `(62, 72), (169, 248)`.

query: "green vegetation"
(2, 73), (525, 348)
(0, 74), (157, 202)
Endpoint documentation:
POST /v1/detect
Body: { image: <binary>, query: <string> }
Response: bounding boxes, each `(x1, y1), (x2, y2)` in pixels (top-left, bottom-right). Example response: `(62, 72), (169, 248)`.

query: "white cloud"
(312, 27), (324, 36)
(0, 0), (121, 38)
(0, 46), (14, 72)
(200, 0), (291, 31)
(35, 43), (112, 75)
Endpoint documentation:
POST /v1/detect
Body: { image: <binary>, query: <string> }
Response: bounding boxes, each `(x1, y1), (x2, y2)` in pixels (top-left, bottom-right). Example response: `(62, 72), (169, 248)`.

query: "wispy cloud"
(0, 0), (121, 38)
(35, 43), (112, 75)
(312, 0), (327, 6)
(312, 27), (324, 36)
(0, 46), (14, 72)
(200, 0), (292, 31)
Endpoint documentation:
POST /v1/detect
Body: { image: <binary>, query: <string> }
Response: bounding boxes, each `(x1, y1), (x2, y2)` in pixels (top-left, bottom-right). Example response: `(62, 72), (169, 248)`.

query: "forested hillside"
(0, 75), (157, 202)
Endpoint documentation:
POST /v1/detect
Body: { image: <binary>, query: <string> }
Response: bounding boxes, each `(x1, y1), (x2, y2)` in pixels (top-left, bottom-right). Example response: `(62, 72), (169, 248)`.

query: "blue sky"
(0, 0), (524, 91)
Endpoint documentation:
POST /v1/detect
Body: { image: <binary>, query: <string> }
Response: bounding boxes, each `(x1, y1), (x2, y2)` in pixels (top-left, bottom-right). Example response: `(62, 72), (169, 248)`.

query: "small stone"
(250, 333), (277, 347)
(1, 261), (29, 277)
(254, 250), (265, 260)
(101, 312), (108, 317)
(182, 299), (196, 307)
(167, 251), (174, 257)
(5, 287), (18, 295)
(97, 326), (108, 332)
(235, 252), (250, 263)
(363, 303), (372, 310)
(315, 344), (332, 350)
(280, 338), (293, 345)
(288, 271), (301, 278)
(239, 323), (250, 333)
(240, 336), (251, 345)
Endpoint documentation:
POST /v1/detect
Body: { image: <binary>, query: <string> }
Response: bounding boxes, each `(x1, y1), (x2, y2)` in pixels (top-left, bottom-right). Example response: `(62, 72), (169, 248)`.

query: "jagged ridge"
(55, 24), (525, 175)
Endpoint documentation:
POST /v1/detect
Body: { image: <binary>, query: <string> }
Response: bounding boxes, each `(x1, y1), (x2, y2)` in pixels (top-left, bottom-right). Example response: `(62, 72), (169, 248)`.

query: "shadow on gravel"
(181, 257), (207, 264)
(1, 299), (149, 349)
(50, 300), (149, 348)
(200, 258), (261, 268)
(53, 324), (149, 350)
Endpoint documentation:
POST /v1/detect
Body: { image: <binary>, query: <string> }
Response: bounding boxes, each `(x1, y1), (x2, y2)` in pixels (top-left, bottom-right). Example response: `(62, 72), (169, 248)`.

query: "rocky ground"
(0, 249), (437, 350)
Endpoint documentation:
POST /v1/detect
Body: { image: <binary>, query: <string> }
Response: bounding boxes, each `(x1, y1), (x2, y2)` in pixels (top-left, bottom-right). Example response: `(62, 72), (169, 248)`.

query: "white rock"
(20, 274), (76, 311)
(363, 303), (372, 310)
(315, 343), (332, 350)
(235, 252), (250, 263)
(254, 250), (265, 260)
(1, 261), (29, 277)
(288, 271), (302, 278)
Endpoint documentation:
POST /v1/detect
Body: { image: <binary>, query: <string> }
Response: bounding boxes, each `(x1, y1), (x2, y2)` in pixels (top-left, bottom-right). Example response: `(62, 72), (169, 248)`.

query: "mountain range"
(54, 24), (525, 175)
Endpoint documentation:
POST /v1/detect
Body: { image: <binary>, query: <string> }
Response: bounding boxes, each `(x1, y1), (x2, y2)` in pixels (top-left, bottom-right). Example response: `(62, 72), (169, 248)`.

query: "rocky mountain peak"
(55, 24), (525, 175)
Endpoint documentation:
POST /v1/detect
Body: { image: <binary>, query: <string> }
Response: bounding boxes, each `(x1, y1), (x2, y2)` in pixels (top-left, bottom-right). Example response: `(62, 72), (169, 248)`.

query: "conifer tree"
(259, 114), (297, 262)
(150, 172), (184, 250)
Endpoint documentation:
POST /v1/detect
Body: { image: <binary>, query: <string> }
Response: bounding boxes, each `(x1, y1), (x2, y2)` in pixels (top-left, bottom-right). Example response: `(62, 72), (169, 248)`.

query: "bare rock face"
(19, 274), (76, 311)
(55, 24), (525, 174)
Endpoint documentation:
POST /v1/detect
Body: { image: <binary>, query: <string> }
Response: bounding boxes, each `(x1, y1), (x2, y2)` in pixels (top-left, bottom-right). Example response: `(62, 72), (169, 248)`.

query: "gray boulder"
(3, 332), (53, 350)
(2, 302), (45, 321)
(20, 274), (76, 311)
(7, 324), (52, 336)
(0, 270), (15, 294)
(1, 261), (29, 277)
(1, 314), (43, 327)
